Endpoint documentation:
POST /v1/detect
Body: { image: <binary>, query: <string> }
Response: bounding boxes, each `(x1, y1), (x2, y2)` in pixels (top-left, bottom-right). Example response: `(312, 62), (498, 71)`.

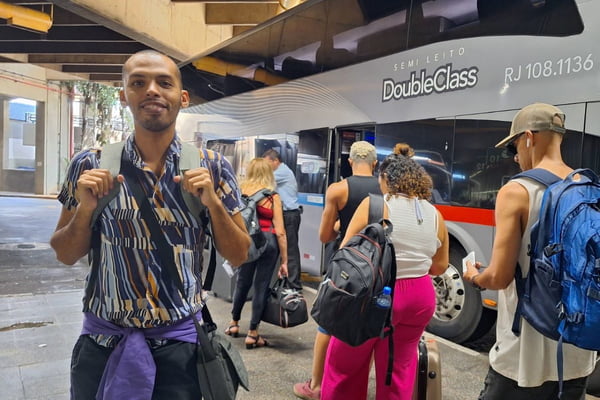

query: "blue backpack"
(512, 167), (600, 347)
(512, 168), (600, 394)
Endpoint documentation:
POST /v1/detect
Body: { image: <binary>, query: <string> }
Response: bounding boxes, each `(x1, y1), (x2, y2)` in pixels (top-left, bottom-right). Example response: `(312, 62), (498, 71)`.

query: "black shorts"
(478, 367), (587, 400)
(70, 335), (201, 400)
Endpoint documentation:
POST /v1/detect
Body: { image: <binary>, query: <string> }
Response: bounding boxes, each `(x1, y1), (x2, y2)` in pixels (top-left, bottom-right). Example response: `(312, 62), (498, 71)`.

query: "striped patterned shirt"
(58, 135), (243, 330)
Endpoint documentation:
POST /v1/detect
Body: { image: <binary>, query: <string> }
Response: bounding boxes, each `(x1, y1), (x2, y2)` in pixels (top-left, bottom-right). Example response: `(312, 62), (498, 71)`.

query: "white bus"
(178, 0), (600, 343)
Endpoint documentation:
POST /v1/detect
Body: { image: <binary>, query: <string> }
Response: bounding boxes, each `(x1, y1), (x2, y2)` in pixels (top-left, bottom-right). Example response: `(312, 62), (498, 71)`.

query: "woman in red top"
(225, 158), (288, 348)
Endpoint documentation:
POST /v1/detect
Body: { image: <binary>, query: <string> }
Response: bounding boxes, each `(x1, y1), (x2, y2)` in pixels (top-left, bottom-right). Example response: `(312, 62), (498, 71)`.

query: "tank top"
(257, 196), (275, 233)
(338, 175), (381, 238)
(489, 177), (595, 386)
(385, 196), (440, 279)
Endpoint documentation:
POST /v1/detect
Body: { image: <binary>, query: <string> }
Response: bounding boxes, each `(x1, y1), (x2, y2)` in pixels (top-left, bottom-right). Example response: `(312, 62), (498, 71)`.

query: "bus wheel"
(427, 245), (495, 344)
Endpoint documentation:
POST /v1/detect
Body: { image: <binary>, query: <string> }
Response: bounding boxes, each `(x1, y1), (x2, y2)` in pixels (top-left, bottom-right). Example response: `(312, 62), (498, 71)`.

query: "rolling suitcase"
(411, 337), (442, 400)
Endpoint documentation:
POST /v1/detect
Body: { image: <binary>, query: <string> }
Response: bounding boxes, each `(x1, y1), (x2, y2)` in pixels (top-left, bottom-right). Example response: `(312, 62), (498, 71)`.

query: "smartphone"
(462, 251), (475, 274)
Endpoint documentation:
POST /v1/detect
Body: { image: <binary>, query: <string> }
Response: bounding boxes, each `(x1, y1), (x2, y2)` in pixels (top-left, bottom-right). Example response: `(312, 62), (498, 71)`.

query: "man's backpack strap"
(86, 142), (126, 303)
(179, 142), (207, 224)
(513, 168), (561, 188)
(176, 143), (217, 292)
(511, 168), (561, 337)
(90, 142), (125, 228)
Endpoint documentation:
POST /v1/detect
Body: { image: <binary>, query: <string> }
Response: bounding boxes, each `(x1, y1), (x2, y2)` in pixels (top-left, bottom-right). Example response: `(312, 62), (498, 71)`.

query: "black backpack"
(240, 189), (275, 263)
(311, 194), (397, 381)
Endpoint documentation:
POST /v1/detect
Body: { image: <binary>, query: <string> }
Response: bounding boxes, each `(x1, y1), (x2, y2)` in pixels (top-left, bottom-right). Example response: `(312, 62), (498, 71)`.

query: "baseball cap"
(495, 103), (566, 148)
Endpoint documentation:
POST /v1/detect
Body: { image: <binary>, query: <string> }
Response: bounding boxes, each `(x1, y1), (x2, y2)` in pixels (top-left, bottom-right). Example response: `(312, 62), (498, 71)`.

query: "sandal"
(224, 324), (240, 338)
(245, 334), (269, 349)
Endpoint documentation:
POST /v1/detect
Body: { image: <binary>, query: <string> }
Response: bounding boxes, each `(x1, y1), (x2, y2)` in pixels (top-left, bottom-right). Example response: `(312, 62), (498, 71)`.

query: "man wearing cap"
(463, 103), (595, 399)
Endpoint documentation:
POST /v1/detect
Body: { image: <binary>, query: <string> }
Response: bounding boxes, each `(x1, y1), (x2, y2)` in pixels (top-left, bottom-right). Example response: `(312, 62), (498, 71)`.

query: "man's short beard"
(141, 119), (174, 132)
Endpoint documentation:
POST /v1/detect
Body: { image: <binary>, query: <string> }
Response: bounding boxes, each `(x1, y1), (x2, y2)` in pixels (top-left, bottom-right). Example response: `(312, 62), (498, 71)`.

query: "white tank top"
(385, 195), (440, 279)
(489, 177), (595, 386)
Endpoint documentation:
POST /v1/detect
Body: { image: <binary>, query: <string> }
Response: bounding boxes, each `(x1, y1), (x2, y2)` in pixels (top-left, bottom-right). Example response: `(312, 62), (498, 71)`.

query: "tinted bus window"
(454, 116), (518, 209)
(408, 0), (583, 49)
(375, 119), (454, 204)
(551, 103), (585, 172)
(297, 129), (328, 194)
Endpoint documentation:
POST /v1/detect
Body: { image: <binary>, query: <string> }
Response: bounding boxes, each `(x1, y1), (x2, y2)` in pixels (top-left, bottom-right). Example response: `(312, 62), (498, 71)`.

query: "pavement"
(0, 286), (493, 400)
(0, 196), (596, 400)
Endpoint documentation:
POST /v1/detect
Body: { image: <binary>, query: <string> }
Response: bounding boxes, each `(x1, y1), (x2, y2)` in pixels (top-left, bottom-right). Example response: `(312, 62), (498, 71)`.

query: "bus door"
(317, 125), (376, 274)
(331, 125), (377, 185)
(292, 128), (330, 277)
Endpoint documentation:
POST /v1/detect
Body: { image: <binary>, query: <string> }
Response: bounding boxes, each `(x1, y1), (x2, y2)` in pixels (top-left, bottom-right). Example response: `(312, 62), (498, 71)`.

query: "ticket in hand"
(462, 251), (475, 274)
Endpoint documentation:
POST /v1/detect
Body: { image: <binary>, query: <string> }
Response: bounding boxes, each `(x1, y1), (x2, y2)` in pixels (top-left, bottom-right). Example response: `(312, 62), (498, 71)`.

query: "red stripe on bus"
(435, 205), (495, 226)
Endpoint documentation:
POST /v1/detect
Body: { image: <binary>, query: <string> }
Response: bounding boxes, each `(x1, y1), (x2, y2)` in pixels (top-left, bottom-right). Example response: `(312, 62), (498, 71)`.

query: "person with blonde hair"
(225, 157), (288, 349)
(321, 144), (449, 400)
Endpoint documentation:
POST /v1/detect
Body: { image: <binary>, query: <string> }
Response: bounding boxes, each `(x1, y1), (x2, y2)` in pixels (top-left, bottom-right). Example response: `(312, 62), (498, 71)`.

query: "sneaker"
(293, 379), (320, 400)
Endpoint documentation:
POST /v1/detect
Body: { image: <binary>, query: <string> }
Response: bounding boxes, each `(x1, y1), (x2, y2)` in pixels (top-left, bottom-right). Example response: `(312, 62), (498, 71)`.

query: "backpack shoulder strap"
(90, 142), (125, 228)
(179, 142), (207, 224)
(249, 189), (276, 203)
(368, 193), (384, 224)
(510, 168), (561, 337)
(178, 143), (217, 291)
(513, 168), (561, 187)
(99, 141), (125, 174)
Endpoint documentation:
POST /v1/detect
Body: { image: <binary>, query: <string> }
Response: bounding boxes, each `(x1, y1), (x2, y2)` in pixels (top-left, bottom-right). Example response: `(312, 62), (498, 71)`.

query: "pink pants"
(321, 275), (436, 400)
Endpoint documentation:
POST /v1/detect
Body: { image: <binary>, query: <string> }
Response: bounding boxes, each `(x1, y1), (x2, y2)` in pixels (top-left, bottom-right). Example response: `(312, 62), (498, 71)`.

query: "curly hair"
(241, 158), (276, 191)
(379, 150), (432, 200)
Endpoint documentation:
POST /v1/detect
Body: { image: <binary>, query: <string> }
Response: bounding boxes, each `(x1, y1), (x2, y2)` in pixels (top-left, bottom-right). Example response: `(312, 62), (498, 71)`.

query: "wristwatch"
(470, 274), (486, 291)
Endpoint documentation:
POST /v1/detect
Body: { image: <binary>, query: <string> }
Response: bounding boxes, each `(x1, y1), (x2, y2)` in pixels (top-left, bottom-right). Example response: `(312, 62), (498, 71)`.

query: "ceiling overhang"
(0, 0), (305, 86)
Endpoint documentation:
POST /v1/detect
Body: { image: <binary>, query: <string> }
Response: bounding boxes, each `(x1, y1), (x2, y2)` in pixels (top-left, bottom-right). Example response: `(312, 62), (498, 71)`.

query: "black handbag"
(262, 277), (309, 328)
(124, 159), (249, 400)
(195, 307), (250, 400)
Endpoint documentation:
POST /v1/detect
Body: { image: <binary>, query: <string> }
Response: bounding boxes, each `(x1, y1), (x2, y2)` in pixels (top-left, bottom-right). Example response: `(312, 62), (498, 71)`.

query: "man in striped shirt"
(50, 50), (250, 400)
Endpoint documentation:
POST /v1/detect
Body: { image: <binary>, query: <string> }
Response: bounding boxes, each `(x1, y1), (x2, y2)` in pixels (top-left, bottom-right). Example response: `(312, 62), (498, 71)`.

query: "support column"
(34, 101), (45, 194)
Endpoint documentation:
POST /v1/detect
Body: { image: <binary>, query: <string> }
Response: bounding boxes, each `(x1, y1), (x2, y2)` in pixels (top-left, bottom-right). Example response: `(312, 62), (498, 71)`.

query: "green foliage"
(71, 81), (130, 148)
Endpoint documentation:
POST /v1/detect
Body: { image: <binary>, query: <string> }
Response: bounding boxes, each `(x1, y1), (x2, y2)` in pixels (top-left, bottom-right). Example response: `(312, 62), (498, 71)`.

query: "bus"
(177, 0), (600, 344)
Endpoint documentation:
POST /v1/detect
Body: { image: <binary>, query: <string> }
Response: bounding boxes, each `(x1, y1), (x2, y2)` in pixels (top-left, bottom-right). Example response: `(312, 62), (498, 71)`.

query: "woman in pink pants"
(321, 143), (449, 400)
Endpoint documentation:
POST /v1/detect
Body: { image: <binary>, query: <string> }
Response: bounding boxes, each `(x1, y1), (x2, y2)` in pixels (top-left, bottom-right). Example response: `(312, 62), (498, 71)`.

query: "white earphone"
(526, 138), (531, 148)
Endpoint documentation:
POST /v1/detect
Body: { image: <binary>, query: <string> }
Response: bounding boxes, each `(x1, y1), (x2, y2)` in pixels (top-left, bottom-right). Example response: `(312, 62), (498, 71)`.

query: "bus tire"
(427, 244), (496, 343)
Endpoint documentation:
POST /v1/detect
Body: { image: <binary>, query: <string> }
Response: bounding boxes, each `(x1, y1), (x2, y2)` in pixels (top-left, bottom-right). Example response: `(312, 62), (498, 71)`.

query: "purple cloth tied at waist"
(80, 311), (201, 400)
